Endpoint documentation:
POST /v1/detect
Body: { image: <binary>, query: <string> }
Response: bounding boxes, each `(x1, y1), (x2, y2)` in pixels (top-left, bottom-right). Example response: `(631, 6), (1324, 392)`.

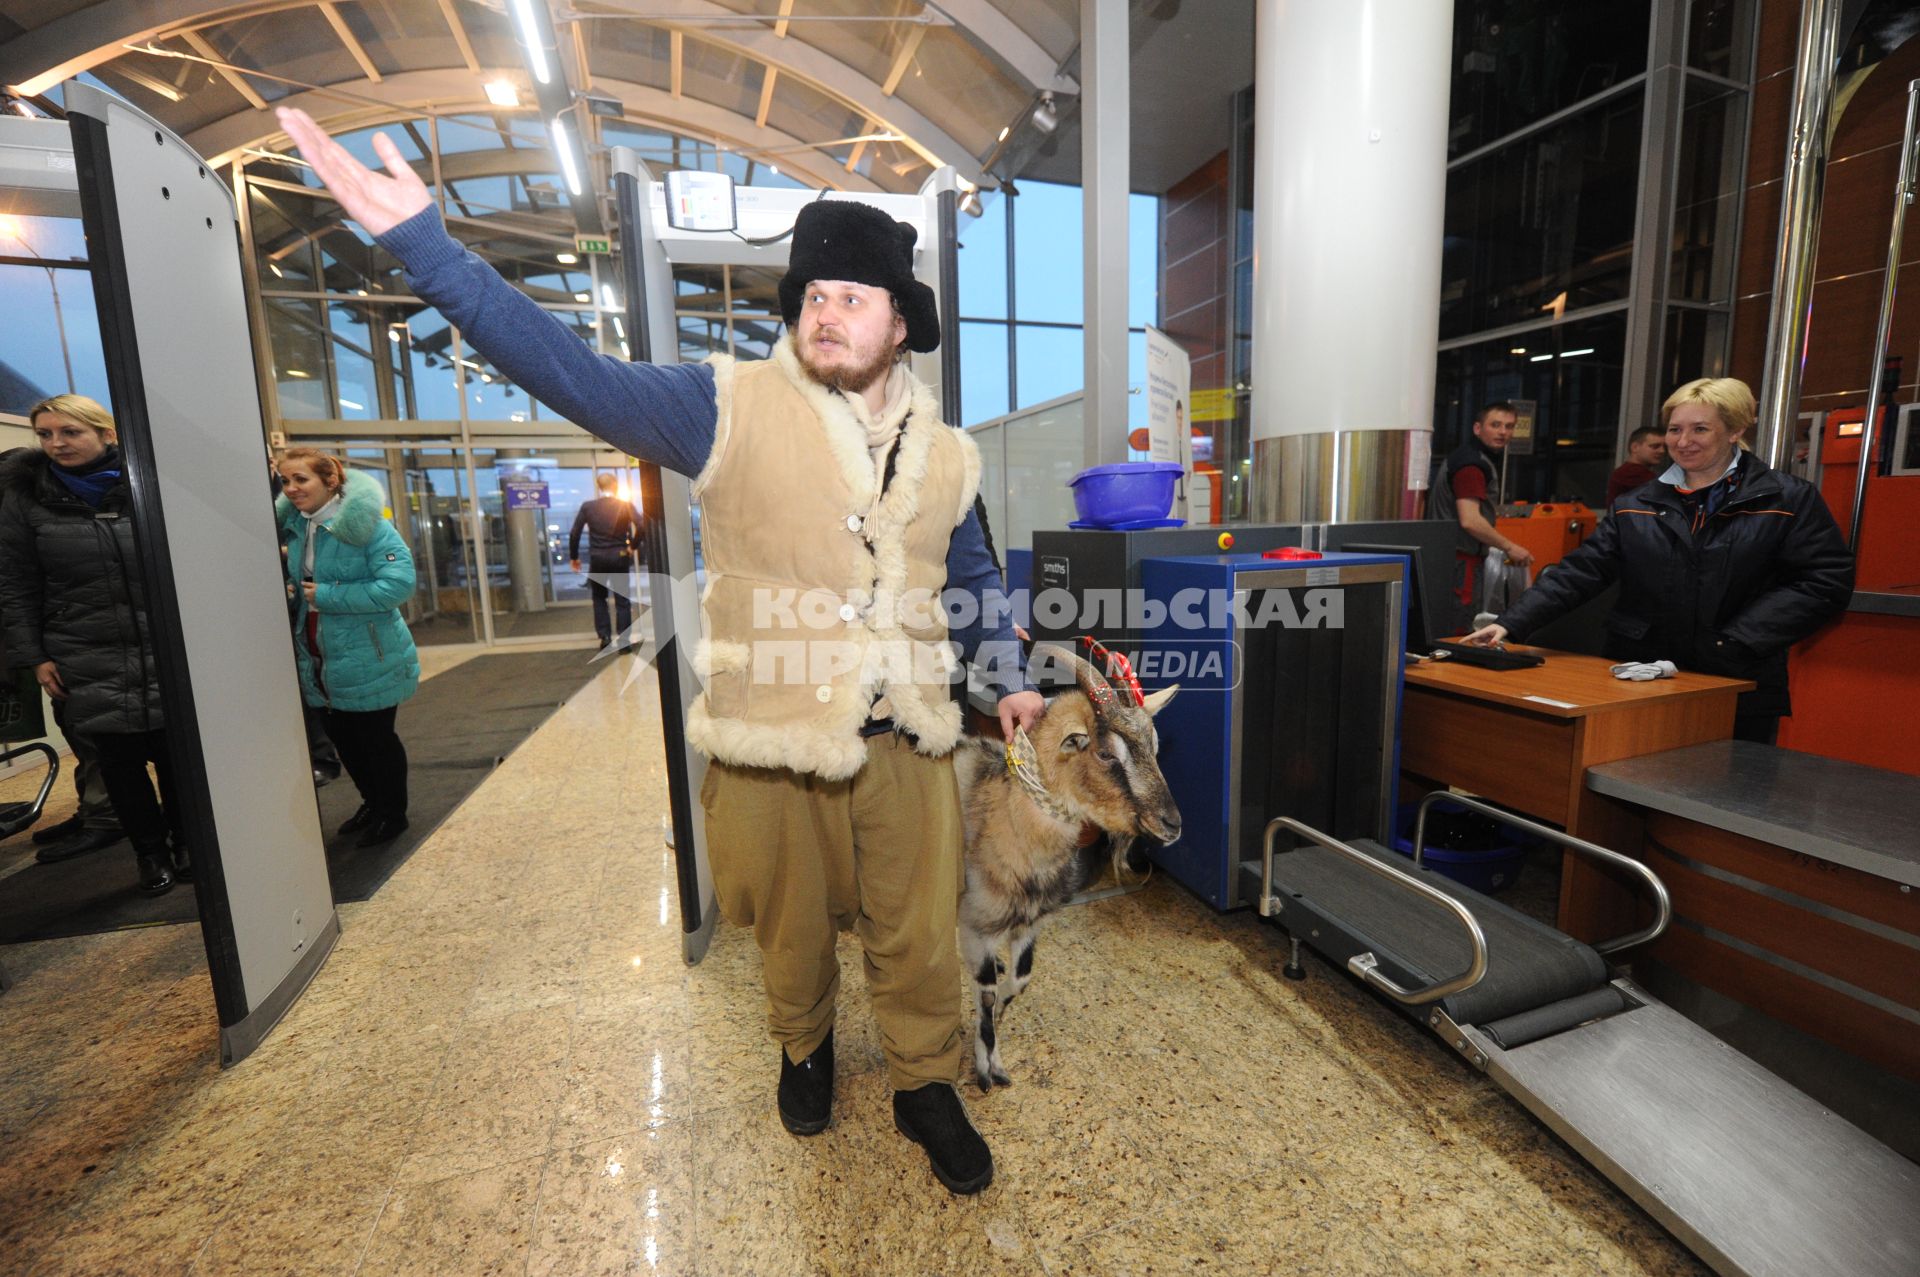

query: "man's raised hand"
(275, 107), (432, 238)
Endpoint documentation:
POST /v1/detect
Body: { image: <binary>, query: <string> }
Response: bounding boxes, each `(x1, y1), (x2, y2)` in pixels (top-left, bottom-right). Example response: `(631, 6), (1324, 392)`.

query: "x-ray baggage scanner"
(1250, 796), (1919, 1277)
(607, 148), (966, 963)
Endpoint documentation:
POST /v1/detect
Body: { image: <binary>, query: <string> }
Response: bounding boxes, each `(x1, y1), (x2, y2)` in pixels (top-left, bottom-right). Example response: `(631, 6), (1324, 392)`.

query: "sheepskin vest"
(687, 337), (982, 781)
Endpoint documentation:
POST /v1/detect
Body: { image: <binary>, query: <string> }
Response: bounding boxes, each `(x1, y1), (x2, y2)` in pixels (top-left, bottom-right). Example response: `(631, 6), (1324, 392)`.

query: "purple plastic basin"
(1069, 461), (1184, 527)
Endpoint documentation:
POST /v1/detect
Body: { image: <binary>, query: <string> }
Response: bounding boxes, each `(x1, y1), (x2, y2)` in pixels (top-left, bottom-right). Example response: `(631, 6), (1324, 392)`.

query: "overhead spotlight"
(1031, 92), (1058, 136)
(556, 252), (579, 264)
(484, 80), (520, 108)
(575, 291), (591, 302)
(959, 189), (982, 218)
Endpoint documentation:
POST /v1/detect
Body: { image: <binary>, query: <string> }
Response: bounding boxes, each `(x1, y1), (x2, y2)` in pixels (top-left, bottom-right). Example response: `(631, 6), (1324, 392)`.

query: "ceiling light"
(388, 329), (401, 342)
(1529, 353), (1553, 363)
(958, 189), (982, 217)
(508, 0), (552, 85)
(556, 252), (578, 264)
(998, 126), (1010, 142)
(620, 340), (630, 359)
(1561, 347), (1596, 358)
(600, 284), (616, 308)
(339, 399), (364, 411)
(286, 369), (311, 379)
(484, 79), (520, 108)
(613, 316), (625, 339)
(551, 117), (583, 196)
(269, 262), (284, 277)
(1509, 347), (1526, 355)
(1032, 93), (1058, 135)
(575, 291), (591, 302)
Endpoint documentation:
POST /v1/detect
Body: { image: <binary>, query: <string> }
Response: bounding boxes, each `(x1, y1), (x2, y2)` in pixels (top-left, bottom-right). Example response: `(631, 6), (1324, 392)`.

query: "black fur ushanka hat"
(778, 199), (941, 353)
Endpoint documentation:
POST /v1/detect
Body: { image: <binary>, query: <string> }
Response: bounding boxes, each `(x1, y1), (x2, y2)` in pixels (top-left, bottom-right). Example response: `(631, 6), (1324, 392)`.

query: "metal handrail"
(1412, 791), (1671, 956)
(1261, 816), (1489, 1007)
(0, 743), (59, 839)
(1851, 77), (1920, 551)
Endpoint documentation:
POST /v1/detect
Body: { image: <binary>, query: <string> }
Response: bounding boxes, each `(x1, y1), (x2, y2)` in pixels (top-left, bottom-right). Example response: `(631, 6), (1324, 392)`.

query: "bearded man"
(279, 108), (1041, 1195)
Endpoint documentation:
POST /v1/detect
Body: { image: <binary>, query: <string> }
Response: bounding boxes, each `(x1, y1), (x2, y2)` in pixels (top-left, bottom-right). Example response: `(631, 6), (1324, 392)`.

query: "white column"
(1081, 0), (1130, 467)
(1250, 0), (1452, 521)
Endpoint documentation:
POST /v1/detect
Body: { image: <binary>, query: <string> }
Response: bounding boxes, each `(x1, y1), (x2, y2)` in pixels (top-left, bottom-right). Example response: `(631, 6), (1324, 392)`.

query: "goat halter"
(1005, 726), (1080, 825)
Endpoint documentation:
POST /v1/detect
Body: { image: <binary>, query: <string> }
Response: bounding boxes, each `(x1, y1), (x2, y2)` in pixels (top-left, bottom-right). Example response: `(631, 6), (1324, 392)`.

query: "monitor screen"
(1341, 543), (1432, 652)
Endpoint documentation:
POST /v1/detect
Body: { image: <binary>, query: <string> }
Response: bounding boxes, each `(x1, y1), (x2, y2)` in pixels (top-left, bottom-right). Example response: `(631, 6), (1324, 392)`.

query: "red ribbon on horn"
(1079, 634), (1146, 708)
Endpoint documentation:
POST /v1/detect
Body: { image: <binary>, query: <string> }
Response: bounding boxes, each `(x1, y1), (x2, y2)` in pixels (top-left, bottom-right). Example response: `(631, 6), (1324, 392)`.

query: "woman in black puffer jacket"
(1468, 378), (1854, 743)
(0, 395), (188, 895)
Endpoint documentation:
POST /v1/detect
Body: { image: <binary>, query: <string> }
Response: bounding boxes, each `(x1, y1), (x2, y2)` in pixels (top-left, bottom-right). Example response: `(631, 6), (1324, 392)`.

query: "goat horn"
(1079, 635), (1146, 707)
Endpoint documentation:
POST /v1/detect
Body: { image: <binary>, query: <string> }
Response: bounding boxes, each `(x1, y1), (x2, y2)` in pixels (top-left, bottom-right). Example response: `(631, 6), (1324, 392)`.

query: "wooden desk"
(1400, 648), (1753, 943)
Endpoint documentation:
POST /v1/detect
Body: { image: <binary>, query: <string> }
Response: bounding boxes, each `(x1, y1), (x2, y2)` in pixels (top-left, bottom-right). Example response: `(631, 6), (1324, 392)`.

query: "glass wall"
(241, 110), (682, 647)
(954, 179), (1160, 436)
(0, 214), (112, 415)
(1432, 0), (1757, 503)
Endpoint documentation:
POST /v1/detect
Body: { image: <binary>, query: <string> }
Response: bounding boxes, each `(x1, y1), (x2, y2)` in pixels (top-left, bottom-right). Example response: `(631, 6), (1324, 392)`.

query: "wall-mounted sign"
(574, 235), (611, 255)
(503, 481), (550, 510)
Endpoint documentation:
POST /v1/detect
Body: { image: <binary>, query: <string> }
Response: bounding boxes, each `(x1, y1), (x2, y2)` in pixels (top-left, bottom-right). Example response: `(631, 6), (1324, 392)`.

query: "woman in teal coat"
(277, 448), (420, 846)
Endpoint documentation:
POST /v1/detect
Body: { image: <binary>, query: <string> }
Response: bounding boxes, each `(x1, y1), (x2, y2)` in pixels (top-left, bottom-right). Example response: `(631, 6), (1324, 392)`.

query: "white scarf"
(844, 364), (913, 480)
(301, 492), (342, 579)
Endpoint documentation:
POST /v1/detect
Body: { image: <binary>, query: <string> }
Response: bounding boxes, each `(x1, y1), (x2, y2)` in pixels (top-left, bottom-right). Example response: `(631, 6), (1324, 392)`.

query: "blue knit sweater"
(378, 208), (1028, 701)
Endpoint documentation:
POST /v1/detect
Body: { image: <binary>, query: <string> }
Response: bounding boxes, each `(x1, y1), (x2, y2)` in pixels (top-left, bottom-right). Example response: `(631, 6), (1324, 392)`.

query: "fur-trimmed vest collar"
(277, 469), (387, 546)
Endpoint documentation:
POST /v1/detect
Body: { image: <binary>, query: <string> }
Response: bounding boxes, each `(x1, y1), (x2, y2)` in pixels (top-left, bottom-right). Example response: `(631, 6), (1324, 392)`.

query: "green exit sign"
(575, 236), (610, 254)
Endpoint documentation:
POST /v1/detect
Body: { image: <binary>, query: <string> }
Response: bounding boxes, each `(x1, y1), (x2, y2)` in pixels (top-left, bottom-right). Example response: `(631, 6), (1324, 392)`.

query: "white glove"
(1610, 660), (1676, 681)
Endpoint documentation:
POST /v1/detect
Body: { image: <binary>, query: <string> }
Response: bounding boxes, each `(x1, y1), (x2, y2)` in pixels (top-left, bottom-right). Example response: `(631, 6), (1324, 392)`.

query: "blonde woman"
(1468, 378), (1854, 742)
(0, 395), (187, 895)
(275, 448), (419, 846)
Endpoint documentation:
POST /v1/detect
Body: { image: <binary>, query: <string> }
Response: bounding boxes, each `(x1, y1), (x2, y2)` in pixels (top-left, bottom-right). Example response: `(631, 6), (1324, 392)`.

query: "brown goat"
(954, 646), (1179, 1090)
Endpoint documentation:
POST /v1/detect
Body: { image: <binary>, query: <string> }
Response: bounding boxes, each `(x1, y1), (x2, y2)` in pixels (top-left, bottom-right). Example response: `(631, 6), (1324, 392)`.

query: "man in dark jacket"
(1429, 401), (1535, 634)
(1606, 425), (1668, 504)
(1474, 378), (1854, 742)
(568, 472), (640, 651)
(0, 443), (125, 863)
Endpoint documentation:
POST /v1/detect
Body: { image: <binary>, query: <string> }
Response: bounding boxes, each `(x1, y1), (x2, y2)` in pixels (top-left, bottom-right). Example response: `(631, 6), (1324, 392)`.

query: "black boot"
(169, 841), (194, 884)
(777, 1030), (834, 1135)
(355, 813), (409, 848)
(35, 826), (126, 864)
(338, 804), (374, 837)
(135, 849), (174, 897)
(893, 1083), (993, 1194)
(31, 814), (84, 846)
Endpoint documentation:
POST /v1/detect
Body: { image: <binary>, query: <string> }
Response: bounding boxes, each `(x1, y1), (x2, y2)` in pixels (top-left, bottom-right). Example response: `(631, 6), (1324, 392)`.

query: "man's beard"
(798, 335), (897, 395)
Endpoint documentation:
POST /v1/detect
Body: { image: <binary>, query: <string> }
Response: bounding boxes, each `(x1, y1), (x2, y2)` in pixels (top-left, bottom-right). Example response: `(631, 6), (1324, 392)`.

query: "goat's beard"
(797, 336), (898, 395)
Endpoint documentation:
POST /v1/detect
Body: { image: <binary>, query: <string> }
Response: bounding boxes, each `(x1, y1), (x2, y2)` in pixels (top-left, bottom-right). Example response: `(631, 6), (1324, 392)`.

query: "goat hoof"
(989, 1069), (1012, 1088)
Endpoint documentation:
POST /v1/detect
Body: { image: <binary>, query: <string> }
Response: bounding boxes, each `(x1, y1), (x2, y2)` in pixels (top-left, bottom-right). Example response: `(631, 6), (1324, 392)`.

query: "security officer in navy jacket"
(1470, 378), (1853, 743)
(567, 473), (640, 650)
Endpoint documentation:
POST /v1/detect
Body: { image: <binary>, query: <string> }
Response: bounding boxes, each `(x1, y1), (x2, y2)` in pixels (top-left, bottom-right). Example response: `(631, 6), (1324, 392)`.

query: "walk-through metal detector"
(608, 148), (965, 963)
(0, 88), (336, 1061)
(1252, 795), (1919, 1277)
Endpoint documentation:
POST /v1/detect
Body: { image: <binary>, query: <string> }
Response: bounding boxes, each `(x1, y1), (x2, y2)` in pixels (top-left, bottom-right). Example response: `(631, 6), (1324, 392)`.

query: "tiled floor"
(0, 653), (1709, 1275)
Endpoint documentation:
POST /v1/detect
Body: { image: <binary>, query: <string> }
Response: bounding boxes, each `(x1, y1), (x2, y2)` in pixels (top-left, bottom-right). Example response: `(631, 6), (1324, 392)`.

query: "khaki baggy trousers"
(699, 731), (965, 1090)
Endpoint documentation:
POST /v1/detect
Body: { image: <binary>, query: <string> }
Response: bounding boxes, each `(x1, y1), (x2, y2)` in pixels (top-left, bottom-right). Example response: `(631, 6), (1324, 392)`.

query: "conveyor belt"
(1251, 838), (1608, 1025)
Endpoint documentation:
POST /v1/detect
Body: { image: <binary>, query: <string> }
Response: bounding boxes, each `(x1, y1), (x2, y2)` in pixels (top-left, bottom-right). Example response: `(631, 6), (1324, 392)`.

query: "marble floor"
(0, 651), (1711, 1276)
